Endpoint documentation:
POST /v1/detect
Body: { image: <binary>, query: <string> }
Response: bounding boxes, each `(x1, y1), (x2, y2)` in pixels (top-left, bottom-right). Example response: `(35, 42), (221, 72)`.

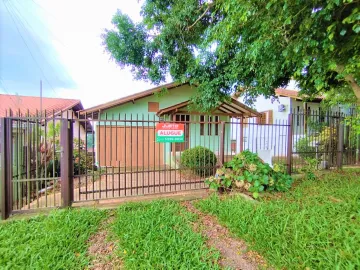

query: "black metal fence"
(1, 110), (359, 219)
(290, 110), (359, 172)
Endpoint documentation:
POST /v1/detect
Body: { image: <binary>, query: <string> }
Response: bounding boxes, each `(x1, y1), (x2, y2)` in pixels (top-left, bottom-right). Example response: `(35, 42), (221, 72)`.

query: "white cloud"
(35, 0), (154, 108)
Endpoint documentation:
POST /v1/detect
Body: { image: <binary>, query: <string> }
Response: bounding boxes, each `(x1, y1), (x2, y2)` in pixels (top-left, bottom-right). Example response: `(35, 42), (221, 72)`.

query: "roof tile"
(0, 94), (81, 117)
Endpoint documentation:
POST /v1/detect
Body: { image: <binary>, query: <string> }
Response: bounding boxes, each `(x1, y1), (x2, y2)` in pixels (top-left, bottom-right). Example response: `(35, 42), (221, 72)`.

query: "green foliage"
(46, 139), (96, 177)
(103, 0), (360, 109)
(345, 109), (360, 135)
(316, 126), (338, 154)
(0, 209), (107, 269)
(112, 200), (220, 269)
(73, 139), (96, 175)
(180, 146), (217, 177)
(206, 150), (293, 198)
(196, 170), (360, 269)
(73, 150), (95, 175)
(295, 137), (317, 159)
(300, 158), (319, 180)
(46, 158), (61, 177)
(41, 122), (61, 149)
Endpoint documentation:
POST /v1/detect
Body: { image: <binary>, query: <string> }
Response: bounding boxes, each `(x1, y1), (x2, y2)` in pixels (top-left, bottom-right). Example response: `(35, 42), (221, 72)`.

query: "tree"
(102, 0), (360, 110)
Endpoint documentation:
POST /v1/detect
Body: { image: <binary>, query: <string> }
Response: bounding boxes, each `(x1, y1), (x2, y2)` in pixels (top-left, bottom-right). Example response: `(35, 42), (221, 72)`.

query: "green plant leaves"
(181, 146), (217, 177)
(207, 150), (293, 198)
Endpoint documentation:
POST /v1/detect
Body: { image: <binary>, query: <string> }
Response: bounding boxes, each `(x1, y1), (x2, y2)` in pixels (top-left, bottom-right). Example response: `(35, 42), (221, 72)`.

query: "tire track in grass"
(111, 200), (221, 269)
(182, 201), (269, 270)
(88, 210), (122, 270)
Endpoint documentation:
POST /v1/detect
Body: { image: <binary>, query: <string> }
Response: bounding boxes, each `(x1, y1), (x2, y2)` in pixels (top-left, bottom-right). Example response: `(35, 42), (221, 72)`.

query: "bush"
(180, 146), (217, 177)
(300, 158), (319, 180)
(46, 151), (96, 177)
(74, 150), (96, 175)
(206, 150), (293, 198)
(295, 137), (316, 159)
(46, 158), (61, 177)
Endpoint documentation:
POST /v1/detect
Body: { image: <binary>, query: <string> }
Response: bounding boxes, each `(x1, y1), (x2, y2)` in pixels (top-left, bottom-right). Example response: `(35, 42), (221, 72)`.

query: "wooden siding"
(97, 126), (164, 167)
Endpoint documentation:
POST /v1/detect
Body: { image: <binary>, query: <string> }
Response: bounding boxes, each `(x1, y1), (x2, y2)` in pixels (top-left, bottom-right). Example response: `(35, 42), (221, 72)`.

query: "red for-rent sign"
(156, 123), (185, 143)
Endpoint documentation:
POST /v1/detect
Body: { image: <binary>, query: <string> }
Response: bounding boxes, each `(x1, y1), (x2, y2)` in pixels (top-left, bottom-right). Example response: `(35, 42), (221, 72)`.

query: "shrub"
(73, 150), (96, 175)
(206, 150), (293, 198)
(295, 137), (316, 159)
(300, 158), (319, 180)
(46, 158), (61, 177)
(180, 146), (217, 177)
(46, 151), (96, 177)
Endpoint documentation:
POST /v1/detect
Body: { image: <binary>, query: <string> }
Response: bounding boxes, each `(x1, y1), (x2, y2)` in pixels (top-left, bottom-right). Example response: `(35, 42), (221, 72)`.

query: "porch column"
(240, 117), (244, 152)
(172, 114), (176, 158)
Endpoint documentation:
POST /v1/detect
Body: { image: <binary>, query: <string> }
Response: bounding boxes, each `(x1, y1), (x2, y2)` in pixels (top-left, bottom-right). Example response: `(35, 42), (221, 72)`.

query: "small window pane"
(215, 116), (219, 135)
(200, 115), (204, 135)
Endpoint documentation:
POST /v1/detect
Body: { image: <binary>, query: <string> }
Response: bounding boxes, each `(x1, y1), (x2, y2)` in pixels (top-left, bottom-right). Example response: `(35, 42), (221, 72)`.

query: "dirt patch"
(87, 212), (122, 270)
(182, 201), (269, 270)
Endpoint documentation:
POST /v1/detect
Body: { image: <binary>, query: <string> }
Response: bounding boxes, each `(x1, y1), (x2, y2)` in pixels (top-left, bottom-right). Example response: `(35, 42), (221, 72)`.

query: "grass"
(0, 208), (107, 270)
(112, 200), (220, 269)
(196, 169), (360, 269)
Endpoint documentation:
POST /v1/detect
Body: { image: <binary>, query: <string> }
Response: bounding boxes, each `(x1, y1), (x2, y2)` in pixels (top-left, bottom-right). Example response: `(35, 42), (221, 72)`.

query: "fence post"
(219, 121), (225, 165)
(357, 135), (360, 165)
(240, 117), (244, 152)
(287, 114), (293, 175)
(60, 119), (73, 207)
(337, 123), (344, 169)
(0, 118), (13, 220)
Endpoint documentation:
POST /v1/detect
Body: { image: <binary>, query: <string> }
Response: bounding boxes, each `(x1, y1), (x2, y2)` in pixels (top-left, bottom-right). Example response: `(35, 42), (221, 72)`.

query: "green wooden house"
(82, 82), (259, 168)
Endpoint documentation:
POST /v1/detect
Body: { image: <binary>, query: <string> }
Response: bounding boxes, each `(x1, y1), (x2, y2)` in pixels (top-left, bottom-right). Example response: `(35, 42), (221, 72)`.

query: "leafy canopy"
(103, 0), (360, 110)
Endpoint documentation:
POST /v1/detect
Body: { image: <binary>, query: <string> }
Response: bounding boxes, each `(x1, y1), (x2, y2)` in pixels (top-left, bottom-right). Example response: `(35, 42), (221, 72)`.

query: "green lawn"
(196, 170), (360, 269)
(1, 170), (359, 269)
(0, 208), (107, 270)
(112, 200), (220, 269)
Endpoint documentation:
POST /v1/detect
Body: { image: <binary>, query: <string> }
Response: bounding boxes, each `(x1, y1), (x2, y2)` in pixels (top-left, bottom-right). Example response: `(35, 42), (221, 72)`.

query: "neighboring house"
(81, 82), (260, 168)
(0, 94), (91, 141)
(233, 88), (355, 161)
(0, 94), (92, 177)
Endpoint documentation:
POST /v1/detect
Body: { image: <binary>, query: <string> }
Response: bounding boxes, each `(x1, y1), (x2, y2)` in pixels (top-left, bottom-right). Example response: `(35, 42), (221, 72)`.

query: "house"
(81, 82), (260, 168)
(0, 94), (92, 179)
(0, 94), (91, 140)
(233, 88), (355, 163)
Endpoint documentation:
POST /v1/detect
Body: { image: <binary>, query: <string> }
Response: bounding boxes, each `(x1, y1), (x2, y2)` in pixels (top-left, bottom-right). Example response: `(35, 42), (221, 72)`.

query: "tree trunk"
(336, 65), (360, 103)
(345, 74), (360, 103)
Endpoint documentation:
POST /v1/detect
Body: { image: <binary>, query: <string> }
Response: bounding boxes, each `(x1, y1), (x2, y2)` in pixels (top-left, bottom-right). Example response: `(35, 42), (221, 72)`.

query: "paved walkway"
(19, 171), (206, 210)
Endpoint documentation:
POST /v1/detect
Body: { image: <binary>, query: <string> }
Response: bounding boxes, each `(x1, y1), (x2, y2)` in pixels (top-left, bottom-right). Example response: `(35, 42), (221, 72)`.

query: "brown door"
(97, 126), (164, 167)
(175, 114), (190, 152)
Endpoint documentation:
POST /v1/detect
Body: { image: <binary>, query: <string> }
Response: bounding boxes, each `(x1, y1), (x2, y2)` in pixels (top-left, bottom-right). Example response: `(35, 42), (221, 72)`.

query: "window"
(256, 110), (273, 125)
(208, 116), (212, 135)
(200, 115), (219, 136)
(214, 116), (219, 135)
(200, 115), (205, 135)
(297, 106), (300, 126)
(148, 102), (159, 112)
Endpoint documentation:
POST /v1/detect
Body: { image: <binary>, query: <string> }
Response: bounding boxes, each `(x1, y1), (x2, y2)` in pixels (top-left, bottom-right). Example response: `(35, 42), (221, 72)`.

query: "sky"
(0, 0), (154, 109)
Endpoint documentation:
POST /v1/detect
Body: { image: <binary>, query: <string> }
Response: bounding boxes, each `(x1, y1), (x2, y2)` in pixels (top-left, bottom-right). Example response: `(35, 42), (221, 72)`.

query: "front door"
(175, 114), (190, 151)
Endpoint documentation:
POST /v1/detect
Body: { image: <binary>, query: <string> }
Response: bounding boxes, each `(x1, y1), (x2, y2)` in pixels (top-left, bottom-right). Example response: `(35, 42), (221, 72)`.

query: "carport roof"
(157, 98), (260, 118)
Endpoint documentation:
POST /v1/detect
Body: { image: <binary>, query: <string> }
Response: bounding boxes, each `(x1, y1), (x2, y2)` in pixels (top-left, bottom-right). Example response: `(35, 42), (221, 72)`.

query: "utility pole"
(40, 79), (42, 117)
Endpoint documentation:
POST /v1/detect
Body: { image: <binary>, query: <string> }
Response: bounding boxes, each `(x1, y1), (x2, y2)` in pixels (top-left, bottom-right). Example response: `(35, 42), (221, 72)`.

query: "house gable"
(99, 84), (198, 119)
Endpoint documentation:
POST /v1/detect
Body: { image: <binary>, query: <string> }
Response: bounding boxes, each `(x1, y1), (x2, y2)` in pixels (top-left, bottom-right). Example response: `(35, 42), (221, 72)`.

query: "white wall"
(59, 110), (87, 141)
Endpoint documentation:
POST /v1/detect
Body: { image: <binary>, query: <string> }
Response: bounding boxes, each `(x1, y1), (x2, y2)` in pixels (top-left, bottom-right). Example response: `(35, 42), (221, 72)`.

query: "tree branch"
(187, 2), (214, 31)
(336, 64), (360, 103)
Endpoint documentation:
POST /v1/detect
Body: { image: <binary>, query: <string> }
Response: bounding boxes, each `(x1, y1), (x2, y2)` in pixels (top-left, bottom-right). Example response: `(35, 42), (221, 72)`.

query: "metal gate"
(290, 110), (359, 172)
(1, 110), (359, 219)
